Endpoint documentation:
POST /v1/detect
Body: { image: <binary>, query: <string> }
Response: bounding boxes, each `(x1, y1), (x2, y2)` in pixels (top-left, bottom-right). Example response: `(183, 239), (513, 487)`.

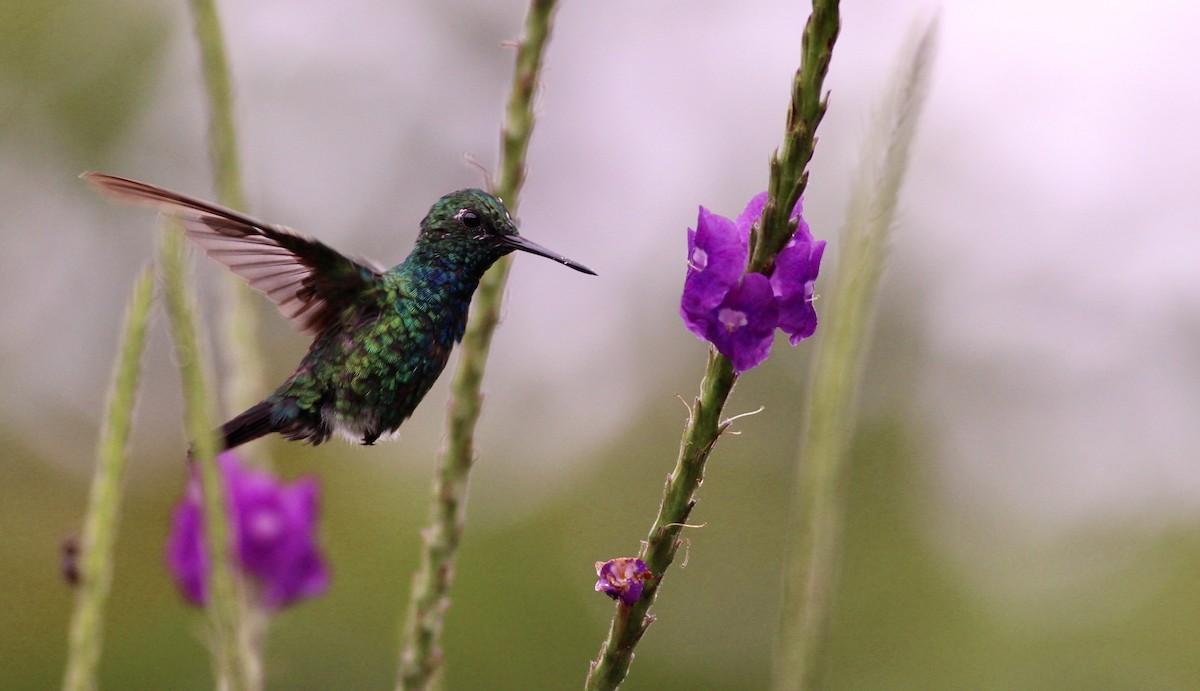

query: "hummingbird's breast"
(269, 255), (490, 445)
(306, 265), (481, 437)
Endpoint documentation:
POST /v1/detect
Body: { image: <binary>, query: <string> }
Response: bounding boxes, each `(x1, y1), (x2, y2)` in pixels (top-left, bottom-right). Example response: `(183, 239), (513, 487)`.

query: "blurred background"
(3, 0), (1199, 688)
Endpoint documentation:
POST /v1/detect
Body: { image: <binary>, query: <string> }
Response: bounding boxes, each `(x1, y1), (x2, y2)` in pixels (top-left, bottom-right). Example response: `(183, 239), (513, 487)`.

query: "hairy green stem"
(395, 1), (559, 688)
(586, 353), (737, 689)
(62, 267), (155, 691)
(772, 19), (937, 690)
(160, 229), (257, 691)
(187, 0), (269, 434)
(750, 0), (841, 274)
(586, 3), (841, 687)
(182, 0), (265, 686)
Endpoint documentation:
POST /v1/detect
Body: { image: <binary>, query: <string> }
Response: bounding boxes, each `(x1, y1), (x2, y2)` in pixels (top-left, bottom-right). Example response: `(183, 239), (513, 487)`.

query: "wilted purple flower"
(167, 452), (329, 610)
(594, 557), (653, 607)
(680, 192), (826, 371)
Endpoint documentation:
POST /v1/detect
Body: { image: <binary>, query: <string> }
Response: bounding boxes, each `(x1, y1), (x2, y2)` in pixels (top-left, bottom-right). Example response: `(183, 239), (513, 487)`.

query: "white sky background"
(3, 0), (1198, 542)
(909, 2), (1200, 529)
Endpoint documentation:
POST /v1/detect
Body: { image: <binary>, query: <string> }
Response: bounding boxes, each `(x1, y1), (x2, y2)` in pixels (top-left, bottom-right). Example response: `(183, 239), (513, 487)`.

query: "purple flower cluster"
(167, 452), (329, 610)
(681, 192), (826, 372)
(594, 557), (653, 607)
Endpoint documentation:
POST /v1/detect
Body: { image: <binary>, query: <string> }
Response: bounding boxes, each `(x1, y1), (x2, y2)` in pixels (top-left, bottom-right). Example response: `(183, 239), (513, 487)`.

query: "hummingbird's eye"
(459, 210), (482, 229)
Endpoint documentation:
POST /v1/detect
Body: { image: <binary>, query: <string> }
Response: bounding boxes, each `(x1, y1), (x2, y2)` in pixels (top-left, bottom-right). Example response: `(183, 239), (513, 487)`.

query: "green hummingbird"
(84, 172), (595, 449)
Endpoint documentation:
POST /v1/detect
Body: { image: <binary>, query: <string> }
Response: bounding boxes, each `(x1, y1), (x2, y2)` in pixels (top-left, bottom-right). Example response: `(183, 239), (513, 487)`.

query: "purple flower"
(679, 192), (826, 371)
(700, 273), (779, 373)
(594, 557), (653, 607)
(167, 452), (329, 610)
(772, 223), (825, 344)
(682, 207), (747, 333)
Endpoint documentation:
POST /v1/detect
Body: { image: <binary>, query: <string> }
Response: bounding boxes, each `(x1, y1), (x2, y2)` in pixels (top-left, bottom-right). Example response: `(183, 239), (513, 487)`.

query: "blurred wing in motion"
(84, 172), (385, 336)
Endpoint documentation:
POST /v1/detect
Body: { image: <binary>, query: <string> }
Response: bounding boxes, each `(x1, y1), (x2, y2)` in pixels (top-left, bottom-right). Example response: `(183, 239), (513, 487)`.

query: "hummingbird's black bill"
(501, 234), (596, 275)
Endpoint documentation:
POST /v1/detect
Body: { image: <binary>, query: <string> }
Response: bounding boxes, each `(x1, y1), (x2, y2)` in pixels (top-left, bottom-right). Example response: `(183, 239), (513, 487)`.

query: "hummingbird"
(84, 172), (595, 450)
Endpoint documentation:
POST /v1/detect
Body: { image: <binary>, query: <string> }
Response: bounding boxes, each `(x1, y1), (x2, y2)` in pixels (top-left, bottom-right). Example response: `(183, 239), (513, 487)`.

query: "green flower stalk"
(586, 2), (841, 688)
(772, 20), (938, 690)
(396, 0), (559, 688)
(182, 0), (265, 686)
(750, 0), (840, 272)
(187, 0), (270, 437)
(62, 267), (154, 691)
(160, 229), (258, 691)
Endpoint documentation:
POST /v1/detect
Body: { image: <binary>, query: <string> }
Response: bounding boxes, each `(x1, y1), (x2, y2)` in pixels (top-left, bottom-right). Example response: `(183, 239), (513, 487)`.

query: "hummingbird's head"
(420, 189), (595, 275)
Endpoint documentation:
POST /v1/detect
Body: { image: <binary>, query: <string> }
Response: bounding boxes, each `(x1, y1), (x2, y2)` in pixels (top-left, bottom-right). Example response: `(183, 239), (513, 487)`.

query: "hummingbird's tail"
(220, 400), (277, 450)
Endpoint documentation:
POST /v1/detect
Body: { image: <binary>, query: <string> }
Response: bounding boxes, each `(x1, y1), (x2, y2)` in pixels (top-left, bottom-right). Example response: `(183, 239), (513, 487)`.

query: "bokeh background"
(3, 0), (1199, 688)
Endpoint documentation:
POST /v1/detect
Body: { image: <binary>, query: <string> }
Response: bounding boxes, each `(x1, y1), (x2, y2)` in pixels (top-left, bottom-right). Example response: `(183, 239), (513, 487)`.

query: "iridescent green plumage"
(84, 173), (594, 449)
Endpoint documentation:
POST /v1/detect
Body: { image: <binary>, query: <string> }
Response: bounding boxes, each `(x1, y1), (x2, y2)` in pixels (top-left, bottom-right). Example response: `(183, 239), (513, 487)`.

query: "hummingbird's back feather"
(82, 172), (385, 336)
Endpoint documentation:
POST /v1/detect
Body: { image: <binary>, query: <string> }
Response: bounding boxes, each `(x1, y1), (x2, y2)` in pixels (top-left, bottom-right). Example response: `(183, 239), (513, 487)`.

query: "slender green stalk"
(586, 353), (737, 689)
(396, 1), (559, 688)
(585, 3), (841, 688)
(62, 267), (155, 691)
(186, 0), (244, 211)
(160, 229), (257, 691)
(181, 1), (265, 686)
(749, 0), (840, 273)
(186, 0), (269, 432)
(772, 19), (937, 690)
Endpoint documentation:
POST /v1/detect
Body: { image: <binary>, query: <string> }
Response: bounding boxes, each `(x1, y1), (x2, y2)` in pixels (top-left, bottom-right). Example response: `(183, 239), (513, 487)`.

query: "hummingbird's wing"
(84, 173), (385, 336)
